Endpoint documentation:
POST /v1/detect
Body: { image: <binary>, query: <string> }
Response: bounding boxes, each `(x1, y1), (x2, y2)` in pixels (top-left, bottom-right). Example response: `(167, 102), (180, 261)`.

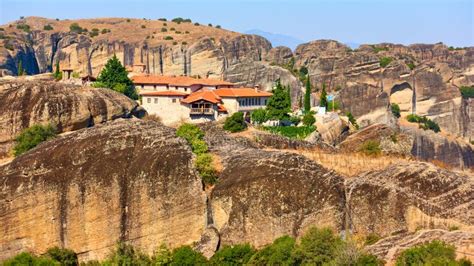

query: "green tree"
(17, 59), (24, 76)
(45, 247), (78, 266)
(95, 55), (137, 99)
(104, 242), (151, 265)
(249, 236), (296, 265)
(251, 108), (267, 124)
(395, 240), (469, 266)
(292, 227), (343, 265)
(170, 246), (207, 266)
(2, 252), (59, 266)
(302, 113), (316, 126)
(391, 103), (401, 118)
(347, 111), (359, 129)
(223, 112), (247, 133)
(266, 79), (291, 120)
(154, 244), (172, 265)
(319, 83), (328, 109)
(13, 124), (57, 156)
(210, 244), (256, 265)
(304, 75), (311, 113)
(53, 61), (62, 80)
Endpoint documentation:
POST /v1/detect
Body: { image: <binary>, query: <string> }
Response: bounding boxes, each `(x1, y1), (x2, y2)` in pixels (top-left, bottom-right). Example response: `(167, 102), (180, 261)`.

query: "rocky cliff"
(0, 121), (472, 262)
(0, 119), (207, 262)
(0, 78), (140, 158)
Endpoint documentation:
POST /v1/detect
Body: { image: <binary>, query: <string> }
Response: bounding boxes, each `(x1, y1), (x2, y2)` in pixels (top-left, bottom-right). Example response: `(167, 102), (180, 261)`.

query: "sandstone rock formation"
(0, 78), (140, 157)
(346, 162), (474, 237)
(367, 229), (474, 263)
(0, 119), (207, 262)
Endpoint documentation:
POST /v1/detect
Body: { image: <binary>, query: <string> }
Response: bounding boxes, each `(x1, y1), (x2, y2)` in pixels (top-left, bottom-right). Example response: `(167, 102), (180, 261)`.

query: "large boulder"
(0, 119), (207, 262)
(346, 162), (474, 237)
(0, 78), (140, 157)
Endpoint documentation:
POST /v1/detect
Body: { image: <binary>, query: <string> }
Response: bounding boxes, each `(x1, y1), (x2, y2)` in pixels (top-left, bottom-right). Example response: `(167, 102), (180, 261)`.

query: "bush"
(2, 252), (59, 266)
(223, 112), (247, 133)
(170, 246), (207, 265)
(161, 27), (167, 32)
(141, 25), (146, 29)
(407, 62), (416, 70)
(190, 139), (208, 155)
(176, 123), (204, 142)
(164, 36), (174, 40)
(380, 57), (393, 68)
(215, 25), (221, 29)
(391, 103), (401, 118)
(195, 153), (217, 185)
(460, 86), (474, 98)
(194, 22), (200, 26)
(249, 236), (296, 265)
(346, 111), (359, 129)
(263, 126), (315, 139)
(126, 19), (131, 22)
(172, 17), (192, 23)
(154, 244), (172, 265)
(302, 113), (316, 126)
(251, 108), (267, 124)
(208, 23), (213, 27)
(210, 244), (256, 265)
(359, 140), (382, 156)
(45, 247), (78, 266)
(293, 227), (343, 265)
(13, 124), (57, 156)
(158, 18), (167, 21)
(327, 100), (340, 111)
(395, 240), (467, 266)
(406, 114), (440, 133)
(69, 23), (85, 34)
(43, 24), (53, 30)
(16, 24), (31, 32)
(104, 242), (151, 265)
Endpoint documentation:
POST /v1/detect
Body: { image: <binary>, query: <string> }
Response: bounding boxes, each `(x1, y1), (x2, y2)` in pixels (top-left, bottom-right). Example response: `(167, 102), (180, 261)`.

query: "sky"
(0, 0), (473, 47)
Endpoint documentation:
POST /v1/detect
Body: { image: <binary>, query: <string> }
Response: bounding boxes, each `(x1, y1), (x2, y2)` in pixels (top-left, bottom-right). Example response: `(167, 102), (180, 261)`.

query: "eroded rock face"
(0, 119), (207, 262)
(367, 229), (474, 263)
(346, 163), (474, 237)
(211, 149), (346, 248)
(265, 46), (293, 66)
(0, 78), (139, 157)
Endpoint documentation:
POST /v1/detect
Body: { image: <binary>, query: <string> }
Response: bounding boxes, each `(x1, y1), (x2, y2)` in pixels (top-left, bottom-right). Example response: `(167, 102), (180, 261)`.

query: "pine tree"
(266, 79), (291, 120)
(96, 55), (137, 99)
(320, 83), (328, 109)
(304, 76), (311, 113)
(17, 60), (24, 76)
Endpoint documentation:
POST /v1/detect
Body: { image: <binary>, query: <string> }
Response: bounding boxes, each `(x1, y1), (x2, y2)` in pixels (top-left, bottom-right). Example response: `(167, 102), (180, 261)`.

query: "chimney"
(254, 85), (259, 92)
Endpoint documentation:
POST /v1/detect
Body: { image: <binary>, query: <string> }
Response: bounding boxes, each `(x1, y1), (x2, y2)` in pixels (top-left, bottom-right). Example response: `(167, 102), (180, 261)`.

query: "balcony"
(190, 108), (214, 115)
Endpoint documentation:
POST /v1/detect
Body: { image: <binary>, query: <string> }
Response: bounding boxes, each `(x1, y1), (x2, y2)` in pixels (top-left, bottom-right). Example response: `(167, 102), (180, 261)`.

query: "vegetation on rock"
(359, 140), (382, 156)
(13, 124), (57, 156)
(69, 23), (86, 34)
(379, 57), (393, 68)
(395, 240), (470, 266)
(346, 111), (359, 129)
(223, 112), (247, 133)
(459, 86), (474, 98)
(391, 103), (401, 118)
(43, 24), (53, 31)
(263, 125), (315, 139)
(94, 55), (138, 100)
(406, 114), (440, 133)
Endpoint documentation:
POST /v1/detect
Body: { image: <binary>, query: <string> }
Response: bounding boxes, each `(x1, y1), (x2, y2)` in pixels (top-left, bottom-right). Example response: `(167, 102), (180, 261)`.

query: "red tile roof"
(139, 91), (188, 97)
(181, 90), (222, 104)
(215, 88), (272, 97)
(217, 104), (227, 112)
(132, 75), (234, 87)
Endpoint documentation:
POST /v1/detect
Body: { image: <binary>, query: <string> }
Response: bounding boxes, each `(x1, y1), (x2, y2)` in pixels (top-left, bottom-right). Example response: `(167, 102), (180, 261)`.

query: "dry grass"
(297, 149), (412, 177)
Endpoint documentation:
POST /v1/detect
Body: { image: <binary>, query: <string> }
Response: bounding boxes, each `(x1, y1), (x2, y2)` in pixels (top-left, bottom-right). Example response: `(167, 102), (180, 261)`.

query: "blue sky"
(1, 0), (472, 47)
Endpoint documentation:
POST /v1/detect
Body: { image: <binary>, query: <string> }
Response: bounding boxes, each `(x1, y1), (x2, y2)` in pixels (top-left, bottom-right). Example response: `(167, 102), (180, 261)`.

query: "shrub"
(251, 108), (267, 124)
(407, 62), (416, 70)
(223, 112), (247, 133)
(170, 246), (207, 265)
(289, 115), (301, 125)
(327, 100), (340, 111)
(89, 28), (99, 37)
(154, 244), (172, 265)
(185, 31), (190, 34)
(210, 244), (256, 265)
(360, 140), (382, 156)
(391, 103), (401, 118)
(182, 41), (187, 45)
(2, 252), (59, 266)
(380, 57), (393, 68)
(158, 18), (167, 21)
(292, 227), (343, 265)
(190, 139), (208, 155)
(126, 19), (131, 22)
(45, 247), (78, 266)
(395, 240), (465, 266)
(195, 153), (217, 185)
(302, 113), (316, 126)
(5, 42), (14, 51)
(346, 111), (359, 129)
(16, 24), (31, 32)
(371, 45), (389, 53)
(43, 24), (53, 30)
(161, 27), (167, 32)
(208, 23), (213, 27)
(249, 236), (296, 265)
(164, 36), (173, 40)
(176, 123), (204, 142)
(172, 17), (192, 23)
(460, 86), (474, 98)
(263, 126), (315, 139)
(175, 31), (182, 34)
(406, 114), (440, 133)
(194, 22), (200, 26)
(173, 41), (178, 45)
(170, 27), (175, 31)
(215, 25), (221, 29)
(104, 242), (151, 265)
(69, 23), (85, 34)
(141, 25), (146, 29)
(13, 124), (57, 156)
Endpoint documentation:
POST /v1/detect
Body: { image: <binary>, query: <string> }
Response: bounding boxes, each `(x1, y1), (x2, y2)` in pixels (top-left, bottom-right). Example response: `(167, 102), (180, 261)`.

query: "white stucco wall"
(137, 84), (192, 94)
(142, 96), (190, 125)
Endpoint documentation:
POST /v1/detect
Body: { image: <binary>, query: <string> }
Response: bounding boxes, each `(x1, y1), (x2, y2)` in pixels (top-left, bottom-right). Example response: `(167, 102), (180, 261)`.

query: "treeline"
(3, 226), (470, 265)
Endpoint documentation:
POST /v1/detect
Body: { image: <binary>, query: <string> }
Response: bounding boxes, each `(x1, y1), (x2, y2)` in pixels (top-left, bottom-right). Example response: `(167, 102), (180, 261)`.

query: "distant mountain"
(244, 29), (305, 50)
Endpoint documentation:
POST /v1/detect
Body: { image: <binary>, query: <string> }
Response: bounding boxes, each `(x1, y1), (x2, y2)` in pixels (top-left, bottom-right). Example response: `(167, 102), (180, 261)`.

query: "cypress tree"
(304, 76), (311, 113)
(320, 83), (328, 109)
(17, 60), (24, 76)
(54, 61), (61, 79)
(96, 55), (137, 99)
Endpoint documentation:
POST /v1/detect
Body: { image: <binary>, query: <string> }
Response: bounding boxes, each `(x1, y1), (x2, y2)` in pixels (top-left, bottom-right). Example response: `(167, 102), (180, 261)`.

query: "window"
(172, 98), (177, 103)
(154, 98), (158, 104)
(176, 87), (179, 90)
(147, 97), (151, 103)
(141, 85), (144, 89)
(264, 99), (267, 105)
(153, 85), (156, 90)
(184, 88), (188, 92)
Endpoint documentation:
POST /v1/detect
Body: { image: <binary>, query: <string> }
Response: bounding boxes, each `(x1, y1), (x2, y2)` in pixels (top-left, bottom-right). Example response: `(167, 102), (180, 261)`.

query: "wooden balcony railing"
(190, 108), (214, 115)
